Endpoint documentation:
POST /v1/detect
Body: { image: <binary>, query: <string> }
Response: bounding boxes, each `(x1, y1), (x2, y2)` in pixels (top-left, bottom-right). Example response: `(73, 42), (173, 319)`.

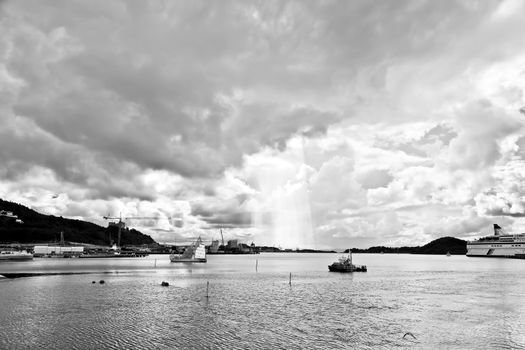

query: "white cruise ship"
(467, 224), (525, 258)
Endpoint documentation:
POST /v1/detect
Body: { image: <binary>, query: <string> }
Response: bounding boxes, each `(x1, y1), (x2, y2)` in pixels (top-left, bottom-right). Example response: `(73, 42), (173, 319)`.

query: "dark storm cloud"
(2, 0), (525, 247)
(224, 105), (342, 154)
(4, 0), (354, 181)
(0, 119), (160, 200)
(191, 202), (253, 228)
(2, 0), (507, 186)
(0, 121), (92, 184)
(204, 212), (253, 229)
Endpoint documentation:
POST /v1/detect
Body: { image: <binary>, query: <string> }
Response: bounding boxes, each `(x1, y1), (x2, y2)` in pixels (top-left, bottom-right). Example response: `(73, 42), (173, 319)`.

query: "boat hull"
(328, 264), (367, 272)
(466, 242), (525, 258)
(467, 224), (525, 258)
(0, 254), (33, 261)
(170, 240), (206, 263)
(170, 257), (207, 263)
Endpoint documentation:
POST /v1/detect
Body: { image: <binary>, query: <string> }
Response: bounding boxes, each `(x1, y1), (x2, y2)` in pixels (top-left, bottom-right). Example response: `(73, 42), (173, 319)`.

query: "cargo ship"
(467, 224), (525, 258)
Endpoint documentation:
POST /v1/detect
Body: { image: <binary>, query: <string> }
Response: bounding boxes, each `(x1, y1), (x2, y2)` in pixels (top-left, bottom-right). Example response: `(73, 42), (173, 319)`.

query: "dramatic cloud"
(1, 0), (525, 247)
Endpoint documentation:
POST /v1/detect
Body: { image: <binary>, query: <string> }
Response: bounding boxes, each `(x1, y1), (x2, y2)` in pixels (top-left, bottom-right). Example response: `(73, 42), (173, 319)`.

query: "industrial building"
(33, 246), (84, 257)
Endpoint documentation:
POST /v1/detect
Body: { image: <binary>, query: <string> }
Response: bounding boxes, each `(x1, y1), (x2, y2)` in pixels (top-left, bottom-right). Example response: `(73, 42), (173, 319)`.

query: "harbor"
(1, 0), (524, 348)
(2, 253), (525, 349)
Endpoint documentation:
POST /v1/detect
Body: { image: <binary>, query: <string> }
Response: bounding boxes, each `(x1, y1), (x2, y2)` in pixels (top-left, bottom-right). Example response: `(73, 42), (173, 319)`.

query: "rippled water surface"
(1, 253), (525, 349)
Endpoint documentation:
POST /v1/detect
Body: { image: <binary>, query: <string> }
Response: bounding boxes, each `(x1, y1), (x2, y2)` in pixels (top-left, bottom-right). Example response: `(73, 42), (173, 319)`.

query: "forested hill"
(417, 237), (467, 255)
(0, 199), (155, 246)
(346, 236), (467, 255)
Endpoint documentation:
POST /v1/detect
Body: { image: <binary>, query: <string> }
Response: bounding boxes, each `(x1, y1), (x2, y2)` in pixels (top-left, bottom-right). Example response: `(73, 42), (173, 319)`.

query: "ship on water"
(328, 252), (367, 272)
(0, 250), (33, 261)
(467, 224), (525, 258)
(170, 237), (207, 263)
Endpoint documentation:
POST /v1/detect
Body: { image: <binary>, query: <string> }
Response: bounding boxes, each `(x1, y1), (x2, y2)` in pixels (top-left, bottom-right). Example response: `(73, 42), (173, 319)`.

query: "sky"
(1, 0), (525, 249)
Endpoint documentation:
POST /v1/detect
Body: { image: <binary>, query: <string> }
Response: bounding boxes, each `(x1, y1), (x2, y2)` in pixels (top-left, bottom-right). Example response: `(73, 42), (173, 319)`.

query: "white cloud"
(1, 0), (525, 247)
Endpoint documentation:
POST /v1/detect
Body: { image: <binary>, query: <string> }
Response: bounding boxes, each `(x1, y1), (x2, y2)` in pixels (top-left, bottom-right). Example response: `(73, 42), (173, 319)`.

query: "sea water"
(1, 253), (525, 349)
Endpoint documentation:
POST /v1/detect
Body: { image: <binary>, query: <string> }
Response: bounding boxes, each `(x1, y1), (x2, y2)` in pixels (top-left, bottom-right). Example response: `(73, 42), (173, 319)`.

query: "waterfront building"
(209, 240), (220, 253)
(33, 246), (84, 257)
(227, 239), (238, 248)
(0, 210), (23, 223)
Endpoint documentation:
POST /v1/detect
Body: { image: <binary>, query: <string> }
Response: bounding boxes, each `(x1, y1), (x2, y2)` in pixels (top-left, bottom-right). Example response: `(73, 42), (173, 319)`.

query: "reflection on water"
(1, 254), (525, 349)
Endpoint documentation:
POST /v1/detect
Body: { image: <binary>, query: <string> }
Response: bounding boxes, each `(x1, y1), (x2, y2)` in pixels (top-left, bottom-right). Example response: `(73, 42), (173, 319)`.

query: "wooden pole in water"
(206, 281), (209, 298)
(256, 259), (258, 272)
(289, 272), (292, 285)
(154, 259), (157, 267)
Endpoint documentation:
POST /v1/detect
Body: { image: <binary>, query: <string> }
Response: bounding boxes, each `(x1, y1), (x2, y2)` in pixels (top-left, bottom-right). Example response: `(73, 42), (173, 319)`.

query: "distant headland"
(0, 199), (155, 246)
(345, 236), (467, 255)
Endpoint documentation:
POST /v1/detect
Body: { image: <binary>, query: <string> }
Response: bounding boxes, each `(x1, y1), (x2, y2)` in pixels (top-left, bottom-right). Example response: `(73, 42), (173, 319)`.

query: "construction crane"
(102, 215), (169, 248)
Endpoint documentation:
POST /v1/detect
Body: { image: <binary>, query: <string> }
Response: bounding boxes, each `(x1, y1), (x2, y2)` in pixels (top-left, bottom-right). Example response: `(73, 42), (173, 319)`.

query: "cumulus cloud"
(1, 0), (525, 247)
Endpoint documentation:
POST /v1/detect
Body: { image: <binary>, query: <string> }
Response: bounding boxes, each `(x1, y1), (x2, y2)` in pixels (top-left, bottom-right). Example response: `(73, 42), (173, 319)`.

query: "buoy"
(91, 281), (96, 284)
(99, 280), (105, 284)
(161, 281), (169, 287)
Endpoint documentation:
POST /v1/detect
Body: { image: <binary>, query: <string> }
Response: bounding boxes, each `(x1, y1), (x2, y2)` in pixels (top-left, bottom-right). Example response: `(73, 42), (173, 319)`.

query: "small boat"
(170, 237), (207, 263)
(328, 252), (366, 272)
(0, 250), (33, 261)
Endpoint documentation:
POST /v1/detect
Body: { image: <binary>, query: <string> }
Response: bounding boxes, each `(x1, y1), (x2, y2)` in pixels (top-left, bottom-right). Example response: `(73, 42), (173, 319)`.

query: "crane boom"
(102, 215), (170, 248)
